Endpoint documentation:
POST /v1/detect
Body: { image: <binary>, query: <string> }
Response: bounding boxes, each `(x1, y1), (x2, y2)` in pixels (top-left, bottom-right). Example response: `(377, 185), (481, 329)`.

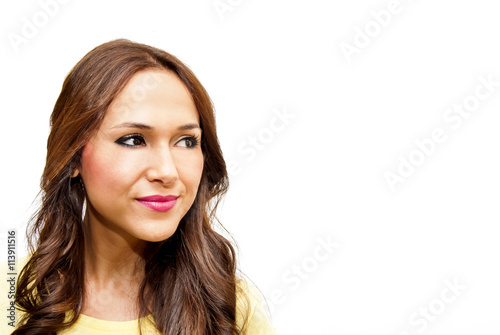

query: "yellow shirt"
(1, 255), (276, 334)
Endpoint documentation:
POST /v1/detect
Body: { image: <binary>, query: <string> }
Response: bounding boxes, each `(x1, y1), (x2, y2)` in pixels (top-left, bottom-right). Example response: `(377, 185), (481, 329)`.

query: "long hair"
(14, 39), (245, 334)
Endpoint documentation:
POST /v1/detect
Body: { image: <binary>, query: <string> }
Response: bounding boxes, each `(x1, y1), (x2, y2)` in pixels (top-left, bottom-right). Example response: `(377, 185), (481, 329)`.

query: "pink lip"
(136, 195), (178, 212)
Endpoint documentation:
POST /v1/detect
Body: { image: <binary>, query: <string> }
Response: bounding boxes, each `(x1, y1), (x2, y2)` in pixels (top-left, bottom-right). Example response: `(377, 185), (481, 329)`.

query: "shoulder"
(235, 279), (277, 335)
(0, 254), (31, 333)
(1, 257), (277, 334)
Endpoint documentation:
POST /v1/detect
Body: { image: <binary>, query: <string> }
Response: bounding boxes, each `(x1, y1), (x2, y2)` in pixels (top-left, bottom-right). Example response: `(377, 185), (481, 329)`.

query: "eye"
(115, 134), (146, 147)
(177, 136), (200, 149)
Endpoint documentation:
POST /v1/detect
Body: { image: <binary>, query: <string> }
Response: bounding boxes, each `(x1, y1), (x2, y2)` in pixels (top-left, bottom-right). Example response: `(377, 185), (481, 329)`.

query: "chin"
(137, 227), (178, 243)
(142, 234), (175, 243)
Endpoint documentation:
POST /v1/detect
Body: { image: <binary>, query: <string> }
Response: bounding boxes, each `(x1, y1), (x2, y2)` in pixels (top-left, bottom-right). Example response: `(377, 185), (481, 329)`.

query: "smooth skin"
(72, 69), (204, 321)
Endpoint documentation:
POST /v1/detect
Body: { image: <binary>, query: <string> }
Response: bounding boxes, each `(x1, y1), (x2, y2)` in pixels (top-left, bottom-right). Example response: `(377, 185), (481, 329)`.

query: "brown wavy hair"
(13, 39), (247, 334)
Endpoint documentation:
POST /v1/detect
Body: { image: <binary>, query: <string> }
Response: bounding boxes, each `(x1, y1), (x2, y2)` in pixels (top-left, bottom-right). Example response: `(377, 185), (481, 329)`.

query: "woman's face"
(75, 69), (204, 243)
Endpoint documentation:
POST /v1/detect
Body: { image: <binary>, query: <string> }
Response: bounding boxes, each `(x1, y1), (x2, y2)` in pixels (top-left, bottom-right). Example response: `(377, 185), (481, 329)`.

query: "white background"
(1, 0), (500, 334)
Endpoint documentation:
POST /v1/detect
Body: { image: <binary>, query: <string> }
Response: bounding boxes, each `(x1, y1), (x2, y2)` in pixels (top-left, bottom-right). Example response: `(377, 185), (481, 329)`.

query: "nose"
(145, 146), (179, 185)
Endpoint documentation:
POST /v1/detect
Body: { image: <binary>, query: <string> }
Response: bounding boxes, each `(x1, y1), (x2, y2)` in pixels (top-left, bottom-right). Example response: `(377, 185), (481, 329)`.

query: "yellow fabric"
(1, 255), (276, 334)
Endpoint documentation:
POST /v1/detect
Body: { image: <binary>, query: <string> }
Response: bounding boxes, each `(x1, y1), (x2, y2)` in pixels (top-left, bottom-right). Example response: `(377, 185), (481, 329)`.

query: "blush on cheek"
(80, 143), (119, 192)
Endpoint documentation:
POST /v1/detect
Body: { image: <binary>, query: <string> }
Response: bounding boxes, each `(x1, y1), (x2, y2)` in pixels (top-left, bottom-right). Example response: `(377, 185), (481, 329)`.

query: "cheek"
(179, 153), (204, 193)
(80, 143), (132, 195)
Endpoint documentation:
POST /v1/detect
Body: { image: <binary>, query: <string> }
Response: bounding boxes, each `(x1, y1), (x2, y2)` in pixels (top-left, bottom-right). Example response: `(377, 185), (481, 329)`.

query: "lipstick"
(136, 195), (178, 212)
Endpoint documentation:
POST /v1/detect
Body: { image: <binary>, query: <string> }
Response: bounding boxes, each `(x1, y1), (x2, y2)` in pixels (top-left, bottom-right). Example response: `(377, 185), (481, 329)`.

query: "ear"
(71, 168), (80, 178)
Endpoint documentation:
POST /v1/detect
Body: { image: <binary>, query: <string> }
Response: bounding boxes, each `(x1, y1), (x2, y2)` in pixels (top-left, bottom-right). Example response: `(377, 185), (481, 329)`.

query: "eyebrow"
(111, 122), (201, 131)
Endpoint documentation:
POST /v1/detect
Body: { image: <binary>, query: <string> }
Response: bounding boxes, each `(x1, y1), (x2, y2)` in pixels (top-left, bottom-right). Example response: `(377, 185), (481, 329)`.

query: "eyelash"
(178, 135), (200, 149)
(115, 134), (201, 149)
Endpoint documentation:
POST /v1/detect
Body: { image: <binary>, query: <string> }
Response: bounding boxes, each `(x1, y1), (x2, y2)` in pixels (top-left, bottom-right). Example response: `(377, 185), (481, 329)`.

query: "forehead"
(102, 69), (199, 128)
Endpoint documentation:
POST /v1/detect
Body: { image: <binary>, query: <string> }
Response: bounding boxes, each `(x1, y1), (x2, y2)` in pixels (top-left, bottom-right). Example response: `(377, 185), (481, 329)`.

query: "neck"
(80, 206), (153, 320)
(82, 210), (146, 287)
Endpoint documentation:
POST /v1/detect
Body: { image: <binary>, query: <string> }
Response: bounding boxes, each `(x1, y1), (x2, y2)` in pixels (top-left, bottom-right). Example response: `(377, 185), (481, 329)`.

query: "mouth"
(136, 195), (178, 212)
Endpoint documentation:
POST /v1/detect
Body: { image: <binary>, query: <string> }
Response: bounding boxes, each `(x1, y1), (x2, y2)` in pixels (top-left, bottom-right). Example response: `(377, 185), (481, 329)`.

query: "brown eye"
(115, 134), (146, 147)
(177, 136), (199, 149)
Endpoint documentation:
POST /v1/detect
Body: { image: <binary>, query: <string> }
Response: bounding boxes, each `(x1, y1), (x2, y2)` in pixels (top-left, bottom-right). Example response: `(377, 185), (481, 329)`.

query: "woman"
(4, 39), (275, 334)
